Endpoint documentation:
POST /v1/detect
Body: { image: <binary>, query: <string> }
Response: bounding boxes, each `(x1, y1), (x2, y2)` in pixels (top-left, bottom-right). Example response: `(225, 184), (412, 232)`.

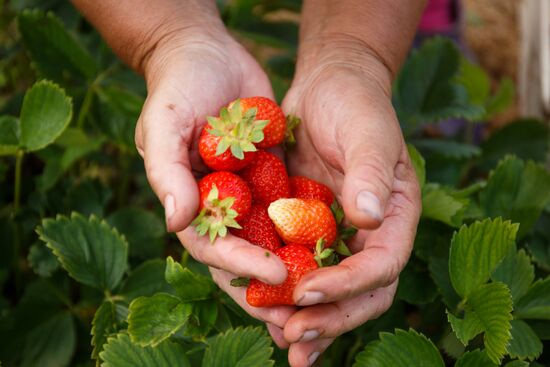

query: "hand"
(279, 38), (422, 366)
(134, 27), (295, 330)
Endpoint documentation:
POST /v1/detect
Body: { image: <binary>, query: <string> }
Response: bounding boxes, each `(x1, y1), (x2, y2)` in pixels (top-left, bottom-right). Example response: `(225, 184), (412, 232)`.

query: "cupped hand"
(280, 40), (422, 366)
(134, 27), (295, 329)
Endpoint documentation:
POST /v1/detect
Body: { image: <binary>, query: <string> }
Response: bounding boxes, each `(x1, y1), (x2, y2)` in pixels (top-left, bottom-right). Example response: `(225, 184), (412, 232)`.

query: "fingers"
(266, 323), (290, 349)
(136, 90), (200, 232)
(340, 117), (402, 229)
(293, 154), (420, 305)
(288, 338), (334, 367)
(209, 268), (296, 328)
(285, 283), (397, 344)
(182, 229), (288, 285)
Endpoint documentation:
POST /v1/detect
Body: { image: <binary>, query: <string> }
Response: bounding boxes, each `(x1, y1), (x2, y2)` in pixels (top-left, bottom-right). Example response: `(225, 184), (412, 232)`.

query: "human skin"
(72, 1), (425, 366)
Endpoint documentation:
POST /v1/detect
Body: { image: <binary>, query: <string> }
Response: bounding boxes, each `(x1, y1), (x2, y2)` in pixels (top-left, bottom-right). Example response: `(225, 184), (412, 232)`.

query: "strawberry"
(230, 204), (282, 252)
(268, 198), (337, 249)
(198, 125), (256, 171)
(238, 97), (286, 149)
(246, 244), (318, 307)
(193, 172), (252, 242)
(199, 99), (268, 171)
(240, 151), (290, 205)
(289, 176), (335, 207)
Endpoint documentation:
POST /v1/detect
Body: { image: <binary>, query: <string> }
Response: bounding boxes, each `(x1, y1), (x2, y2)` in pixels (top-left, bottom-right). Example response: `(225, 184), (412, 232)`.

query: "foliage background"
(0, 1), (549, 366)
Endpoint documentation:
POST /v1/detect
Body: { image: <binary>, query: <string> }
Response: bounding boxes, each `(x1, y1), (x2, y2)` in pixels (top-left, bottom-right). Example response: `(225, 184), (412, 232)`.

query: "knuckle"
(354, 154), (394, 195)
(382, 258), (402, 287)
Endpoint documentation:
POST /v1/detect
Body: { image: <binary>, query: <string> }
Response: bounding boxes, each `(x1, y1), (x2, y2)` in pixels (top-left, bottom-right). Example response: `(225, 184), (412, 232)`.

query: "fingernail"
(356, 191), (382, 220)
(300, 330), (320, 342)
(308, 351), (320, 366)
(297, 291), (325, 306)
(164, 195), (175, 228)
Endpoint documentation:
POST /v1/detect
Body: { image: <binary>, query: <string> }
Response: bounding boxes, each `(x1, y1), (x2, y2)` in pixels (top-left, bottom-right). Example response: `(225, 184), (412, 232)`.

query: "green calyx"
(230, 277), (250, 287)
(330, 201), (356, 257)
(207, 99), (269, 160)
(283, 114), (301, 151)
(192, 185), (242, 243)
(314, 238), (336, 267)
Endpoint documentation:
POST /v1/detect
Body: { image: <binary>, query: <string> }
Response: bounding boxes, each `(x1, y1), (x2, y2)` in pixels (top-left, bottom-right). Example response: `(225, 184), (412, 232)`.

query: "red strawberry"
(199, 99), (269, 170)
(198, 126), (256, 171)
(230, 204), (281, 252)
(238, 97), (286, 148)
(289, 176), (335, 207)
(268, 198), (337, 249)
(240, 151), (290, 205)
(193, 172), (252, 242)
(246, 244), (318, 307)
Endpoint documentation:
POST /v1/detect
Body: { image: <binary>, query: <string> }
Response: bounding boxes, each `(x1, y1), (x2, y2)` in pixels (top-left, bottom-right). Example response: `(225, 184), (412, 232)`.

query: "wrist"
(298, 0), (426, 80)
(72, 0), (226, 74)
(135, 13), (226, 76)
(293, 33), (394, 97)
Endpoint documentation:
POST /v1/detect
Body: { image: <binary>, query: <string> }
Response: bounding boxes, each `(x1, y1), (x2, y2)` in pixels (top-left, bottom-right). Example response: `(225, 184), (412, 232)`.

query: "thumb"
(341, 126), (400, 229)
(136, 89), (199, 232)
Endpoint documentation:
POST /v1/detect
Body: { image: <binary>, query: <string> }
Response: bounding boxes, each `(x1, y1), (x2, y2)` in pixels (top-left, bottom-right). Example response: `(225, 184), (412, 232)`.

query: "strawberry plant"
(0, 1), (549, 367)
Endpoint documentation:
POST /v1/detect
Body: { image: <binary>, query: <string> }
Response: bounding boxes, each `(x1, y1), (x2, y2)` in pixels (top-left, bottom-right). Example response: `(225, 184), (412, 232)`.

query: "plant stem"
(76, 85), (94, 129)
(13, 149), (24, 213)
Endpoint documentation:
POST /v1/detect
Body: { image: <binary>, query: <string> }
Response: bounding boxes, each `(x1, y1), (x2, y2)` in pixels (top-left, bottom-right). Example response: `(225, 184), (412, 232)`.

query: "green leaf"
(407, 144), (425, 187)
(354, 328), (444, 367)
(181, 299), (218, 339)
(449, 218), (518, 297)
(94, 86), (143, 149)
(397, 260), (438, 304)
(440, 330), (465, 359)
(448, 283), (513, 363)
(429, 256), (461, 309)
(19, 80), (72, 152)
(120, 259), (173, 301)
(394, 37), (484, 134)
(27, 242), (59, 277)
(456, 58), (490, 107)
(54, 127), (90, 147)
(491, 248), (534, 303)
(18, 9), (97, 81)
(107, 207), (165, 259)
(480, 156), (550, 238)
(37, 136), (105, 191)
(100, 333), (190, 367)
(485, 78), (514, 118)
(507, 319), (543, 361)
(202, 326), (274, 367)
(36, 213), (128, 291)
(0, 116), (20, 156)
(514, 277), (550, 320)
(165, 256), (216, 302)
(503, 362), (529, 367)
(92, 301), (118, 360)
(422, 185), (468, 227)
(454, 350), (498, 367)
(64, 179), (112, 217)
(527, 320), (550, 340)
(128, 293), (192, 347)
(21, 312), (76, 367)
(414, 139), (481, 160)
(447, 310), (484, 345)
(479, 119), (549, 171)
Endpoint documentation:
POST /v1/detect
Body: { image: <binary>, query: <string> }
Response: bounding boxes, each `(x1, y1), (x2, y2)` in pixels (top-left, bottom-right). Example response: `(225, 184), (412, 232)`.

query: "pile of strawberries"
(193, 97), (354, 307)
